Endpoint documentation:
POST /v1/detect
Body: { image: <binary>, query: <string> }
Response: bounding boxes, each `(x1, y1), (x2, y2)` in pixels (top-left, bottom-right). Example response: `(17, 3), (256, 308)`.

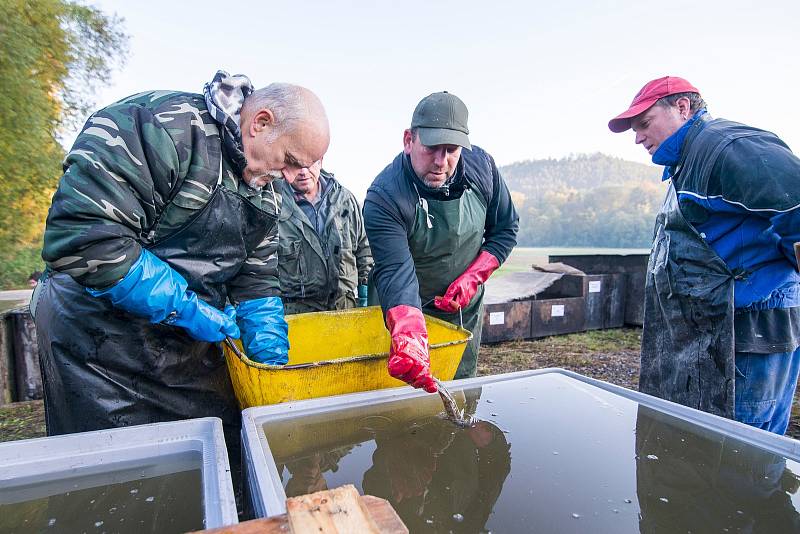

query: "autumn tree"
(0, 0), (127, 287)
(501, 154), (666, 248)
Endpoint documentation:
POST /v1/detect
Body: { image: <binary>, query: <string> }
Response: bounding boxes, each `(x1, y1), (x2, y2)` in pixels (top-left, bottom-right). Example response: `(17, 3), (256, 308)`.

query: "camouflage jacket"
(277, 172), (372, 312)
(42, 91), (280, 302)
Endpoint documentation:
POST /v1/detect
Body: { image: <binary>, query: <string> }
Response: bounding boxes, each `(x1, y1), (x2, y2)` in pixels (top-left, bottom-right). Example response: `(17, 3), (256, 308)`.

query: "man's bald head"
(241, 83), (329, 142)
(239, 83), (330, 188)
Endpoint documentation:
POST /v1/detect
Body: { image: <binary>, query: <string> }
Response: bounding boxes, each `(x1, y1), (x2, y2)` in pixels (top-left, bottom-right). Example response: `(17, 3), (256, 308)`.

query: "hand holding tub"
(236, 297), (290, 365)
(434, 250), (499, 312)
(87, 249), (239, 342)
(385, 305), (437, 393)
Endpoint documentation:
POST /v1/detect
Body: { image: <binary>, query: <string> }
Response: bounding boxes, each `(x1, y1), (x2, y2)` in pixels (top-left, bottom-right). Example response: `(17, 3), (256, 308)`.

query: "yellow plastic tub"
(224, 306), (471, 408)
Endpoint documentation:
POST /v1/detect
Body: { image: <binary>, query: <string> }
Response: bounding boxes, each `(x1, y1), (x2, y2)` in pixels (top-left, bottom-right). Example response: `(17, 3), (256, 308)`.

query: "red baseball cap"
(608, 76), (700, 133)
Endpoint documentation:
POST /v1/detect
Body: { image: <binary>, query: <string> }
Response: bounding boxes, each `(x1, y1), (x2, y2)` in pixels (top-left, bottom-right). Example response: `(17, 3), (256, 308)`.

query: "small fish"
(433, 377), (474, 427)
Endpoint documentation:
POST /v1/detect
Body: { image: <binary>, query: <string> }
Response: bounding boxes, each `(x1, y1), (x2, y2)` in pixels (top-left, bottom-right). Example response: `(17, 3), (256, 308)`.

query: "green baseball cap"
(410, 91), (471, 149)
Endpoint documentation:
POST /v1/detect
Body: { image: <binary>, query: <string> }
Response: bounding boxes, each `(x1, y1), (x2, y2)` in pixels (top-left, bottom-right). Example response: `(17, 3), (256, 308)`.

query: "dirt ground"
(2, 327), (799, 443)
(479, 327), (643, 390)
(0, 399), (46, 442)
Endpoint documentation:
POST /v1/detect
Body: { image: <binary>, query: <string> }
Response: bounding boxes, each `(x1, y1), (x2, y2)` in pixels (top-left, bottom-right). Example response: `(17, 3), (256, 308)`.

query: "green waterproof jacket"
(42, 90), (281, 301)
(277, 172), (372, 312)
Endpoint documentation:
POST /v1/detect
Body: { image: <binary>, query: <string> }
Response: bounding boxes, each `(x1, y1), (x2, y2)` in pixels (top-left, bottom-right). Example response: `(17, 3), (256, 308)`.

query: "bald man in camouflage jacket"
(33, 71), (329, 444)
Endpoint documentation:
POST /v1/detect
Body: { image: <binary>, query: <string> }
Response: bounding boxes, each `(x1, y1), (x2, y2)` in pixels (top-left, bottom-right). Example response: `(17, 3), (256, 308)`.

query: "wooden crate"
(583, 274), (626, 330)
(482, 301), (532, 343)
(549, 254), (648, 326)
(624, 270), (646, 326)
(530, 297), (586, 338)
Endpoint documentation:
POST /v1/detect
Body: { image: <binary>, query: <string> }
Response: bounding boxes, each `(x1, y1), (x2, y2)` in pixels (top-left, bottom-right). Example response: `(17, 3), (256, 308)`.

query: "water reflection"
(363, 416), (510, 532)
(278, 388), (511, 532)
(0, 468), (204, 533)
(283, 446), (354, 496)
(268, 373), (800, 533)
(635, 405), (800, 533)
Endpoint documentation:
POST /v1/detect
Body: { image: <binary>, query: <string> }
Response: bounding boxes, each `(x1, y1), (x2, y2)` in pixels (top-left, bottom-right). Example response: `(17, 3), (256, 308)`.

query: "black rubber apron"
(640, 181), (735, 418)
(408, 185), (487, 379)
(34, 159), (278, 439)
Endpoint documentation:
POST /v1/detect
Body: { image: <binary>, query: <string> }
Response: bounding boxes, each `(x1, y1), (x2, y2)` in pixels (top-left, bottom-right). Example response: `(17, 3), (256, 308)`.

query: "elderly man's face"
(630, 103), (686, 155)
(242, 112), (329, 189)
(403, 129), (462, 188)
(291, 160), (323, 197)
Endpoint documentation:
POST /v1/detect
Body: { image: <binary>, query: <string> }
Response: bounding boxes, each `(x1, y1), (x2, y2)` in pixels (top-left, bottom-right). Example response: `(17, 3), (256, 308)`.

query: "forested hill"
(498, 153), (666, 248)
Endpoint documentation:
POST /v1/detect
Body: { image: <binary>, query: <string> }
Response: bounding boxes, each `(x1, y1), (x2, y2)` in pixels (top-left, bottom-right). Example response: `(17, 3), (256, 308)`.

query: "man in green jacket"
(277, 160), (372, 314)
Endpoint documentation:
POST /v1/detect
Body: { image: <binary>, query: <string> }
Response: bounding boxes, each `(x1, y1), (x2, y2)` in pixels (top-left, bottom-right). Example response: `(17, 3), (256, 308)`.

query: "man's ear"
(402, 129), (413, 154)
(250, 108), (276, 136)
(676, 96), (692, 119)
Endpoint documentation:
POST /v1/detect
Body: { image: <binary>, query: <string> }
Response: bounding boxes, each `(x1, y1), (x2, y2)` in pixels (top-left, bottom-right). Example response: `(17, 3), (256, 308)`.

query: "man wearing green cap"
(364, 92), (518, 392)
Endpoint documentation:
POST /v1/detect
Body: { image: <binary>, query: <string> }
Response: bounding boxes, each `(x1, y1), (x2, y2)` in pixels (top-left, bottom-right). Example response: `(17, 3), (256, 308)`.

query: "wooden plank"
(360, 495), (408, 534)
(194, 516), (288, 533)
(286, 484), (380, 533)
(194, 491), (407, 534)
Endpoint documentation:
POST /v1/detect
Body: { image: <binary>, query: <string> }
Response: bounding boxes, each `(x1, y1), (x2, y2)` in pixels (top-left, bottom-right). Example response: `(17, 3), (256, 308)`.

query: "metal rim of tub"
(228, 313), (473, 371)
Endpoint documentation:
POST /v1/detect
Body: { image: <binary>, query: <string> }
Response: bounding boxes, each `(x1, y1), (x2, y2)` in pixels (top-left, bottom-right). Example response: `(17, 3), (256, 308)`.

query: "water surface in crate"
(0, 450), (204, 533)
(263, 373), (800, 533)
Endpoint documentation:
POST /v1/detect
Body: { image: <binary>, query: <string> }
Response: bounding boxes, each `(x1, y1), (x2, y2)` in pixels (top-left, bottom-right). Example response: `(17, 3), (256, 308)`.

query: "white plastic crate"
(0, 417), (237, 530)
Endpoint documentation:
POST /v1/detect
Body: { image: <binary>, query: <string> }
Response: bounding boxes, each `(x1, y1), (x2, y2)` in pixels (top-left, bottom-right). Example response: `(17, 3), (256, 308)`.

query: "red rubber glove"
(434, 250), (500, 313)
(385, 305), (437, 393)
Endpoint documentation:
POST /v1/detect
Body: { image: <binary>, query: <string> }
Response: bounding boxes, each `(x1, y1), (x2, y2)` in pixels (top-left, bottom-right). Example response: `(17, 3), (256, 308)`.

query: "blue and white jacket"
(661, 112), (800, 352)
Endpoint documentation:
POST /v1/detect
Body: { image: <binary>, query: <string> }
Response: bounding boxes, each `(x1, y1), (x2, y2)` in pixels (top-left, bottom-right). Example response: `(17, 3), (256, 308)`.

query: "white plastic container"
(0, 417), (237, 530)
(242, 368), (800, 532)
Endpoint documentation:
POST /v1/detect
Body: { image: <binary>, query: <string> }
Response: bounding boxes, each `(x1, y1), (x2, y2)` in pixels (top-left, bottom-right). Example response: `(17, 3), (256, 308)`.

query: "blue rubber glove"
(236, 297), (289, 365)
(358, 284), (369, 307)
(87, 249), (240, 343)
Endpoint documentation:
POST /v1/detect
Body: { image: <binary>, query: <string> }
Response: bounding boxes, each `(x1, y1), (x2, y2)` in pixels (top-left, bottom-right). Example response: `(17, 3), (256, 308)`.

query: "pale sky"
(85, 0), (800, 200)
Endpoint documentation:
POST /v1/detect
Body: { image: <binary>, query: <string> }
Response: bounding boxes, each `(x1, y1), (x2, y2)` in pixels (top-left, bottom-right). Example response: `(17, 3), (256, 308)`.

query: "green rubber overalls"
(409, 184), (487, 378)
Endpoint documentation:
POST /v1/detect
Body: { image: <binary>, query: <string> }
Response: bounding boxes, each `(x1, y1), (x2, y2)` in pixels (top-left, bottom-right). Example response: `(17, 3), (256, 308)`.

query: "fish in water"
(433, 378), (475, 427)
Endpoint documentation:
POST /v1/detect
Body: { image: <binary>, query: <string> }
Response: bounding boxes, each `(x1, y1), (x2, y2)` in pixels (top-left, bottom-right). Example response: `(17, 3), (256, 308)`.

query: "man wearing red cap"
(609, 76), (800, 434)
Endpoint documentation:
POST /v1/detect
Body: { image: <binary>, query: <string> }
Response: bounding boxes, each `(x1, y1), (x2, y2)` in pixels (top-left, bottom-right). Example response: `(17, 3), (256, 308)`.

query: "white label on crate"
(589, 280), (602, 293)
(489, 311), (505, 325)
(551, 304), (565, 317)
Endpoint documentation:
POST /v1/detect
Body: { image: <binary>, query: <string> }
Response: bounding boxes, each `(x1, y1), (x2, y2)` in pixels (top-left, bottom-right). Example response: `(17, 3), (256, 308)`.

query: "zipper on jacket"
(298, 248), (306, 297)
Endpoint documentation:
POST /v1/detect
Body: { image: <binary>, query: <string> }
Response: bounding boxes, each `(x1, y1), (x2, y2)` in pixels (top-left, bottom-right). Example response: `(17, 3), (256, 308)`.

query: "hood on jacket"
(203, 70), (254, 177)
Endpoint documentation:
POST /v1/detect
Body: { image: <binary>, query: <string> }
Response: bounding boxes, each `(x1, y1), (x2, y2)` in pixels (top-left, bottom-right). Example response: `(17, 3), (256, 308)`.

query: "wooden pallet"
(196, 485), (407, 534)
